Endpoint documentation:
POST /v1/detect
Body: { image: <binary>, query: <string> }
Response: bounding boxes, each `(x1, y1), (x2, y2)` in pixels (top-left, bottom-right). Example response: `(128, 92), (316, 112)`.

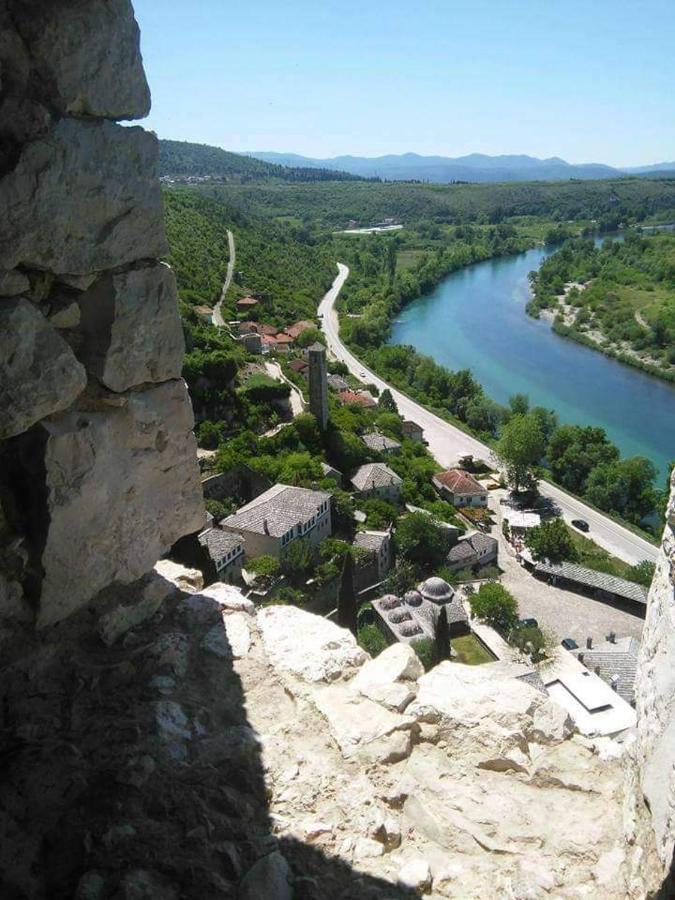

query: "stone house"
(351, 462), (403, 503)
(353, 530), (393, 581)
(361, 432), (401, 456)
(221, 483), (332, 560)
(402, 420), (424, 442)
(327, 373), (349, 392)
(433, 468), (488, 508)
(320, 462), (343, 487)
(446, 532), (498, 573)
(198, 528), (245, 584)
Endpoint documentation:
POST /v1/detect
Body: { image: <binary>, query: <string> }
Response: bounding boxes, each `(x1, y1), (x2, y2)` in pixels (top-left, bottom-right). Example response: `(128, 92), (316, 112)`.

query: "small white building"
(433, 469), (488, 508)
(351, 462), (402, 503)
(503, 509), (541, 535)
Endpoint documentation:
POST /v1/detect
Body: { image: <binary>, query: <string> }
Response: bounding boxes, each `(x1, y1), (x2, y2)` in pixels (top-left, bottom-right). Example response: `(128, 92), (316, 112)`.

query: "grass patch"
(451, 633), (495, 665)
(569, 529), (643, 581)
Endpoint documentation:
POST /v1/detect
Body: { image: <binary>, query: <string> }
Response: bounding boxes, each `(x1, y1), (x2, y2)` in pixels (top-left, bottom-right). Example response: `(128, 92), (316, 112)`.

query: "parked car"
(571, 519), (589, 532)
(518, 617), (539, 629)
(561, 637), (579, 651)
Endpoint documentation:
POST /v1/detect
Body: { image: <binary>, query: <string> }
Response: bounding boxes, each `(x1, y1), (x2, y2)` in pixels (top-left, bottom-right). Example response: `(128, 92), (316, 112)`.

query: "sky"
(133, 0), (675, 166)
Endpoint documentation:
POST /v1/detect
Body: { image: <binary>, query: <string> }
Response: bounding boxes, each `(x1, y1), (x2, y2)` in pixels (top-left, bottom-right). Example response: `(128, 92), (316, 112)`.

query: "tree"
(434, 606), (450, 664)
(281, 538), (316, 584)
(547, 425), (619, 493)
(337, 550), (358, 635)
(495, 413), (545, 493)
(469, 582), (519, 634)
(361, 498), (399, 530)
(584, 456), (657, 523)
(378, 388), (398, 413)
(411, 638), (435, 672)
(245, 555), (281, 585)
(394, 512), (453, 567)
(508, 393), (530, 417)
(510, 624), (554, 664)
(526, 518), (579, 564)
(630, 559), (656, 587)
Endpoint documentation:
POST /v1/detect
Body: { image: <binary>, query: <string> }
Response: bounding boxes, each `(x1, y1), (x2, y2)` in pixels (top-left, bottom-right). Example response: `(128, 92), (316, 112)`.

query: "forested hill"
(159, 139), (366, 183)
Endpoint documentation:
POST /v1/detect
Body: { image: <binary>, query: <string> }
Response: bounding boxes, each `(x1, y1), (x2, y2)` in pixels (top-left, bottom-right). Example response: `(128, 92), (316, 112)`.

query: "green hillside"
(159, 139), (365, 183)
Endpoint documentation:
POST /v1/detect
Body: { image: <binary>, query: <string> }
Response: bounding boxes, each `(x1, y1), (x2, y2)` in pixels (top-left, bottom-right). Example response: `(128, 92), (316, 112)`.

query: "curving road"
(212, 229), (235, 327)
(319, 263), (658, 566)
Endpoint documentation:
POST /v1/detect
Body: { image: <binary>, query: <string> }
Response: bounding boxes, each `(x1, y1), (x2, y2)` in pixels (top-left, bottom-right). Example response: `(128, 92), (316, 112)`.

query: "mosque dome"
(418, 576), (454, 604)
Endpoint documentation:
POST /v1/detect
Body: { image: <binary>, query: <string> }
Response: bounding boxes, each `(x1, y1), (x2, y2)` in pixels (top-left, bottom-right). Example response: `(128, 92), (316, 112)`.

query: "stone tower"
(308, 342), (329, 430)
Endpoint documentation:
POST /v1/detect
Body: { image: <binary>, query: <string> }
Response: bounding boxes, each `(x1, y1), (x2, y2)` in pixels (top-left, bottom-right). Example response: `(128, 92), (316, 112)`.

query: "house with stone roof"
(573, 636), (640, 705)
(354, 530), (392, 581)
(361, 432), (401, 456)
(433, 468), (488, 508)
(288, 358), (309, 376)
(446, 532), (498, 573)
(236, 296), (259, 310)
(327, 373), (349, 392)
(351, 462), (402, 503)
(532, 559), (648, 613)
(221, 483), (332, 559)
(372, 576), (470, 647)
(197, 528), (245, 584)
(402, 420), (424, 443)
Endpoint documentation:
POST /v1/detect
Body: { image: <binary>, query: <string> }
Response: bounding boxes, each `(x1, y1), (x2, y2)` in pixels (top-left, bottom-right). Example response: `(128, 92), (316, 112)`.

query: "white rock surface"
(201, 613), (251, 659)
(36, 380), (204, 627)
(97, 572), (174, 646)
(77, 263), (185, 392)
(0, 119), (166, 274)
(257, 605), (367, 682)
(352, 643), (423, 711)
(398, 858), (432, 893)
(0, 298), (86, 439)
(154, 559), (203, 594)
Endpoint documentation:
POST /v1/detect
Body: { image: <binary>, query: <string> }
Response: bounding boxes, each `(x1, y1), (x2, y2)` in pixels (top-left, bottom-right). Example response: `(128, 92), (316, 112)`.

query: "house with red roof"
(285, 320), (316, 340)
(337, 389), (377, 409)
(432, 468), (488, 508)
(236, 296), (259, 310)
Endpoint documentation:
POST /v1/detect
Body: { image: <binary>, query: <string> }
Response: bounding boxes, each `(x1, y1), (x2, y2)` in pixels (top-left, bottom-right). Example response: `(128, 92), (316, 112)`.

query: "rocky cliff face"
(627, 472), (675, 893)
(0, 0), (204, 631)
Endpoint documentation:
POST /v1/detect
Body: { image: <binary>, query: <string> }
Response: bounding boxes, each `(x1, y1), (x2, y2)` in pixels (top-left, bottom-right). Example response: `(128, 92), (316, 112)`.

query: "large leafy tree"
(584, 456), (657, 524)
(526, 518), (579, 564)
(394, 512), (453, 567)
(469, 582), (519, 634)
(495, 413), (546, 492)
(547, 424), (619, 493)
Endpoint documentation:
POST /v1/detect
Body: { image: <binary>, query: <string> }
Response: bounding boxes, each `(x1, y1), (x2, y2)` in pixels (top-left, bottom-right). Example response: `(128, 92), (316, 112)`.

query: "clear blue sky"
(133, 0), (674, 166)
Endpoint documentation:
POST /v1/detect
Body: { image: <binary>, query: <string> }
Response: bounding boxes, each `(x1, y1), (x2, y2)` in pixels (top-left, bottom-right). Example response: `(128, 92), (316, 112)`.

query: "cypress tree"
(337, 550), (358, 636)
(434, 605), (450, 664)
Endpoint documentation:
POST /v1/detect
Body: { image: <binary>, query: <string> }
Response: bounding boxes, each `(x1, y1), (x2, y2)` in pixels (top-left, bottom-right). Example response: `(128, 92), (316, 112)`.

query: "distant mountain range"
(245, 150), (675, 184)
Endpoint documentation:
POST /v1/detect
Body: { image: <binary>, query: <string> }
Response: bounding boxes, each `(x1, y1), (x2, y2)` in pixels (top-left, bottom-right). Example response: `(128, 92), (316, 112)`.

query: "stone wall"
(630, 471), (675, 891)
(0, 0), (204, 632)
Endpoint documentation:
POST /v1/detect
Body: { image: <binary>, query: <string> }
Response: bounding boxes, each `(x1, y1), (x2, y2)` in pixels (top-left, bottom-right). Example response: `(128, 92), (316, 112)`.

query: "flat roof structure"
(533, 560), (648, 607)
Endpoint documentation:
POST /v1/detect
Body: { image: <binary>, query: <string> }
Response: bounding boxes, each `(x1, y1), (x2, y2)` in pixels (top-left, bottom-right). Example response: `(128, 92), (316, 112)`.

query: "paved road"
(264, 361), (305, 417)
(318, 263), (658, 567)
(212, 229), (235, 327)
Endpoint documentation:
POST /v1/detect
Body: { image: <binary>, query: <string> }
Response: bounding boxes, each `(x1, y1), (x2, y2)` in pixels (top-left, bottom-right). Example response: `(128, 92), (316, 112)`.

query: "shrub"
(358, 624), (387, 658)
(411, 638), (436, 672)
(469, 582), (519, 634)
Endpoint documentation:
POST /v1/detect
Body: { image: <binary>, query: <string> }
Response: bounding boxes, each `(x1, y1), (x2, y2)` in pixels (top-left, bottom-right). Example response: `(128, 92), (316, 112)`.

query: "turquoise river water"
(388, 243), (675, 481)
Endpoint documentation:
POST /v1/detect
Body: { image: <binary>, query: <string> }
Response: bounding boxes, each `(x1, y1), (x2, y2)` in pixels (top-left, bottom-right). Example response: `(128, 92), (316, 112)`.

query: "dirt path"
(212, 229), (235, 327)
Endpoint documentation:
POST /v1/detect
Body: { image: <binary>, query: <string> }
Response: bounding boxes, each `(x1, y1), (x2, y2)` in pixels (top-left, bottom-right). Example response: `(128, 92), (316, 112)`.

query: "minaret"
(307, 342), (329, 430)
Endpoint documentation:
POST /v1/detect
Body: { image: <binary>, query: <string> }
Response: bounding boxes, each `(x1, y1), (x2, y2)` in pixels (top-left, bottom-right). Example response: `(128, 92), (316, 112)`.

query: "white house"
(433, 468), (488, 508)
(222, 484), (332, 559)
(446, 532), (498, 572)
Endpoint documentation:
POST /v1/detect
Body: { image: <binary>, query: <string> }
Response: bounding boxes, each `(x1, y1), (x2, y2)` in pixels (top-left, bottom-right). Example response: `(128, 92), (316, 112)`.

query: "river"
(388, 242), (675, 481)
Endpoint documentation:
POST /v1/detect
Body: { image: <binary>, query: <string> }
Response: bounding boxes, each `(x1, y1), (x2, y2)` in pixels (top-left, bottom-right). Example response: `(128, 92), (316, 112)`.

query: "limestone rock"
(97, 572), (175, 646)
(77, 263), (185, 392)
(0, 269), (29, 296)
(352, 643), (422, 711)
(0, 119), (166, 274)
(258, 605), (368, 682)
(313, 685), (415, 763)
(48, 301), (80, 330)
(185, 583), (256, 620)
(153, 559), (203, 594)
(529, 697), (575, 744)
(201, 613), (251, 659)
(398, 858), (432, 894)
(0, 297), (87, 439)
(35, 380), (204, 627)
(9, 0), (150, 119)
(239, 851), (293, 900)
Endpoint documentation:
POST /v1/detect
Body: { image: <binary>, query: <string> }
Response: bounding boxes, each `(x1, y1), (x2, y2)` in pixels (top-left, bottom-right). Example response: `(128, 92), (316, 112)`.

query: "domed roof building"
(418, 576), (454, 605)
